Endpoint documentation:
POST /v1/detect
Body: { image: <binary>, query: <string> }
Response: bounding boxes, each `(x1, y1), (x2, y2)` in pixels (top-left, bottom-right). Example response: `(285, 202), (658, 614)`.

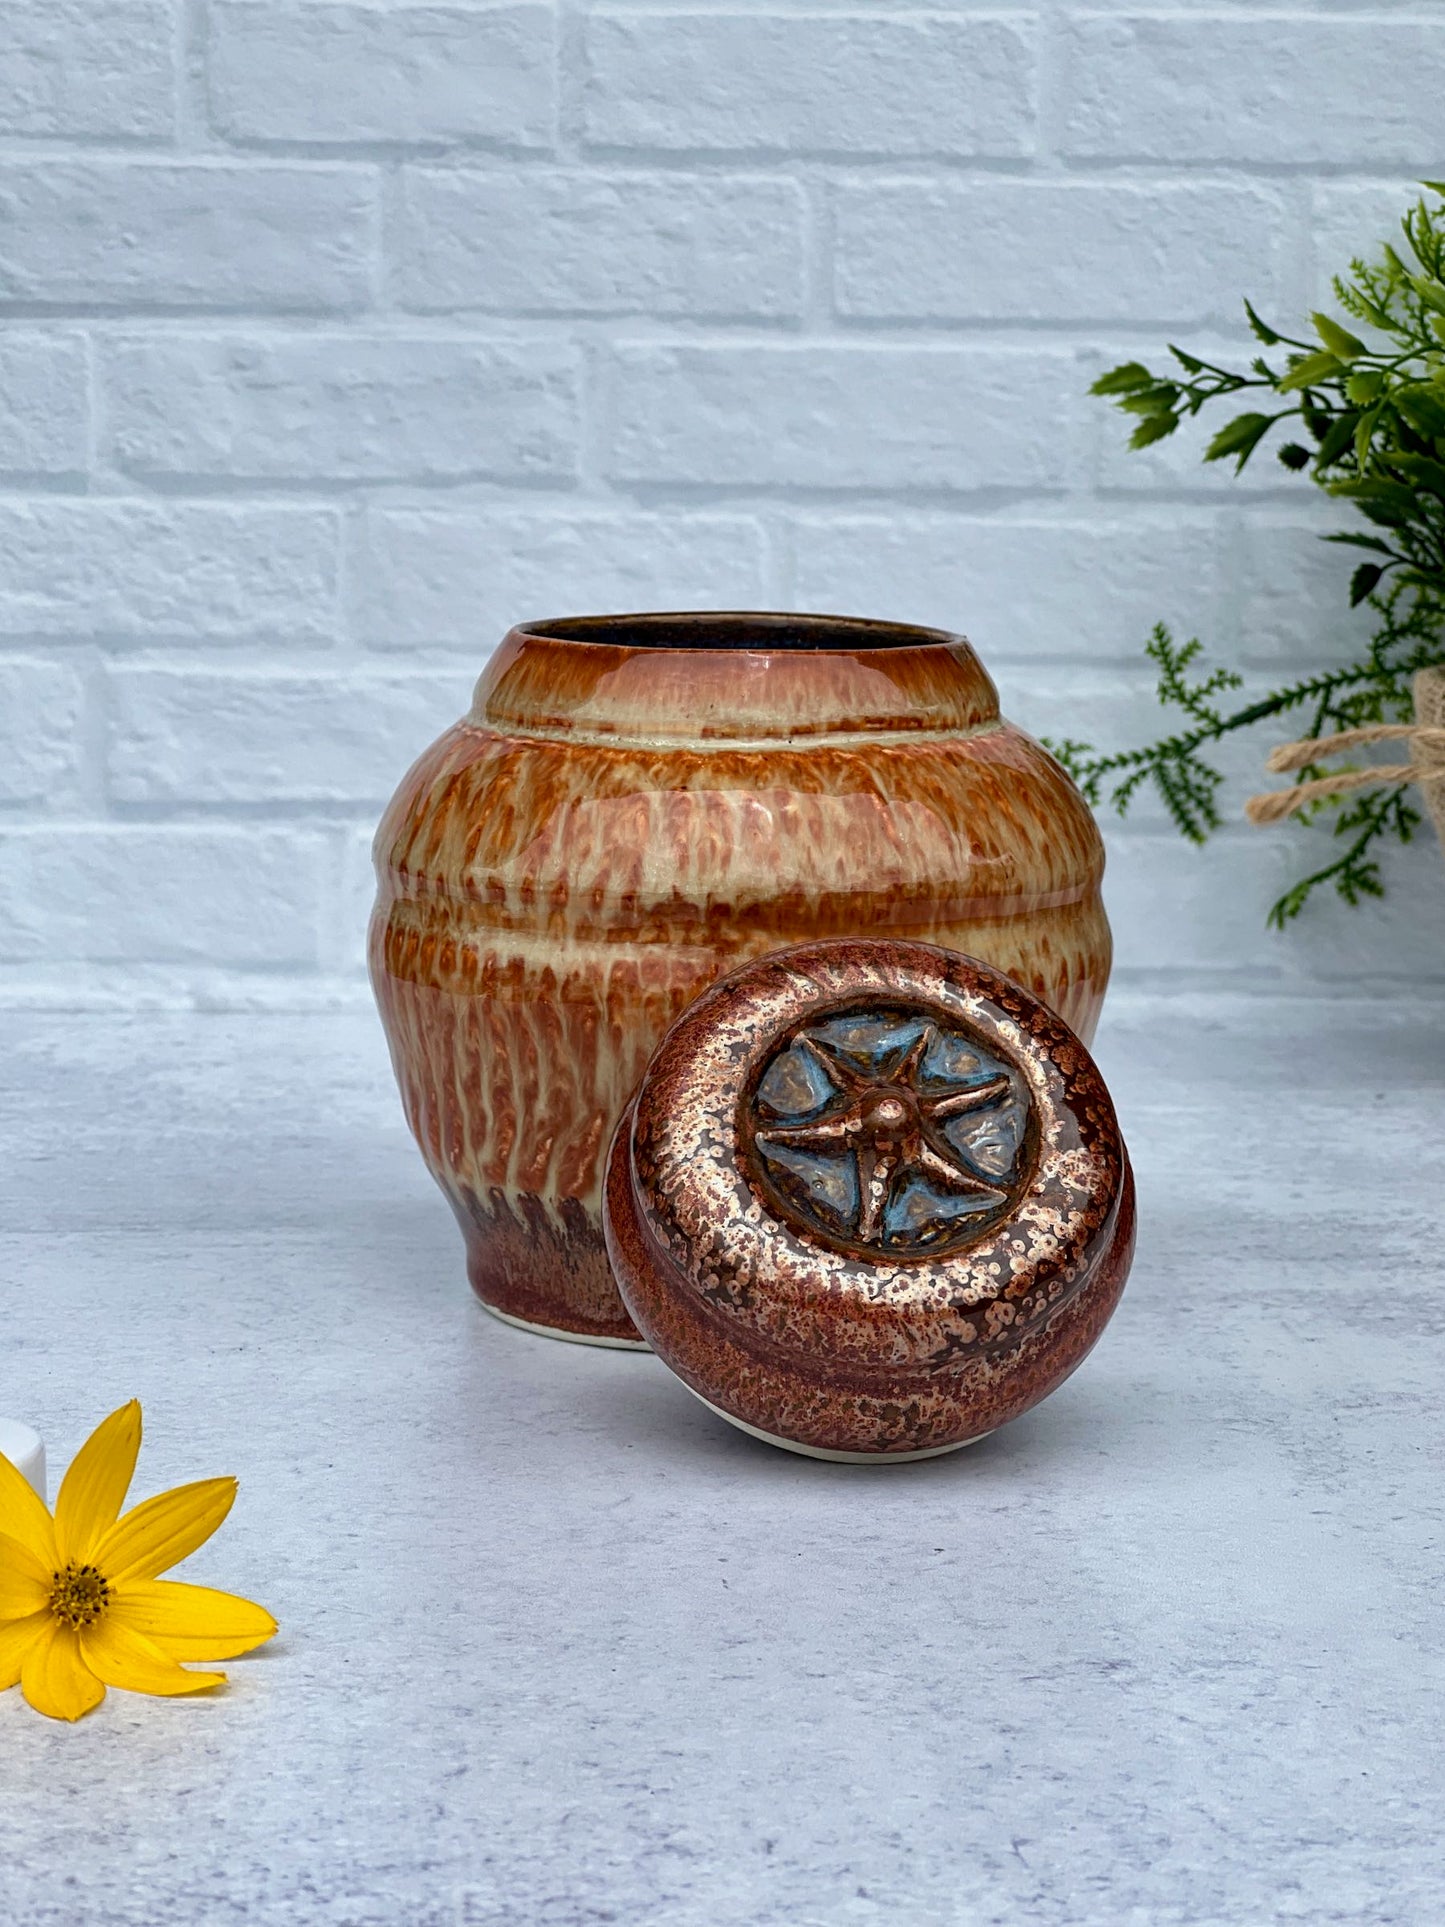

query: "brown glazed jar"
(370, 612), (1111, 1346)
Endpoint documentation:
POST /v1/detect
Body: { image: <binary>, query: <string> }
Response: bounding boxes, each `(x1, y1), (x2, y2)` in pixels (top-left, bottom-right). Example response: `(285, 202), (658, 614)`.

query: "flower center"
(50, 1562), (111, 1630)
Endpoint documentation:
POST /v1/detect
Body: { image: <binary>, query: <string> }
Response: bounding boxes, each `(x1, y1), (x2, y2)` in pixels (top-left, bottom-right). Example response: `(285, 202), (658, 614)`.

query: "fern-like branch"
(1074, 182), (1445, 925)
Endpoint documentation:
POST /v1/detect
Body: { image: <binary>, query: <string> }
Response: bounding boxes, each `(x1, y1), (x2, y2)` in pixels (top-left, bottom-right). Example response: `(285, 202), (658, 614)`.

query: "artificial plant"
(1056, 184), (1445, 925)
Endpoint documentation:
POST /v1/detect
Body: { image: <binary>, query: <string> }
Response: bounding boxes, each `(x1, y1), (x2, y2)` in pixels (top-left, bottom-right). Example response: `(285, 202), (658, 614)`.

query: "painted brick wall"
(2, 0), (1444, 1006)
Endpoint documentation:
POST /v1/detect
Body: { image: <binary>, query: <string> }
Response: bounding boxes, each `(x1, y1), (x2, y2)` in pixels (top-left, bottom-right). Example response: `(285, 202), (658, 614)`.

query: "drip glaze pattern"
(370, 612), (1112, 1343)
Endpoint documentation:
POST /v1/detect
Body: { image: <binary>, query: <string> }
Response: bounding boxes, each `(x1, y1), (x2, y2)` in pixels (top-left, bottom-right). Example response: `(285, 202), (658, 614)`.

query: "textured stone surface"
(0, 659), (85, 803)
(788, 512), (1226, 662)
(0, 501), (342, 644)
(0, 162), (375, 311)
(581, 10), (1038, 157)
(395, 168), (806, 318)
(1062, 13), (1445, 164)
(210, 0), (557, 148)
(604, 345), (1083, 490)
(834, 181), (1292, 326)
(353, 508), (768, 648)
(106, 335), (581, 484)
(0, 827), (330, 965)
(0, 994), (1441, 1923)
(105, 665), (474, 805)
(0, 334), (88, 479)
(0, 0), (173, 138)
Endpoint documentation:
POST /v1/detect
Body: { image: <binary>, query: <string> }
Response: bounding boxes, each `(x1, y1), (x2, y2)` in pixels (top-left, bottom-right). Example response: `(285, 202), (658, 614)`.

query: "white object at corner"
(0, 1420), (46, 1503)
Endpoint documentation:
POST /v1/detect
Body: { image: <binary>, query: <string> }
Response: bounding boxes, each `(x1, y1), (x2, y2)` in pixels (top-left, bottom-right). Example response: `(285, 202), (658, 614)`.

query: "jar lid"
(604, 938), (1134, 1461)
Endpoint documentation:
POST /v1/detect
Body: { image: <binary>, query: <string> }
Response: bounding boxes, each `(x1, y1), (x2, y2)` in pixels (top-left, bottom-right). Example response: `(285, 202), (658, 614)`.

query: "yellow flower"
(0, 1401), (277, 1722)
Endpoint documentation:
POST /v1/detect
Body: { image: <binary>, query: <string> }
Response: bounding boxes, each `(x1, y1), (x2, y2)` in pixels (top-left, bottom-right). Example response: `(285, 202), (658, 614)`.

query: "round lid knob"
(604, 938), (1134, 1461)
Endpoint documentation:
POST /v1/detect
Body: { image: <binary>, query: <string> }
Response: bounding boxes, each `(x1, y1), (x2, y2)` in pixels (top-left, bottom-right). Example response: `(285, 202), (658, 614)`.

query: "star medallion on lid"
(744, 1006), (1032, 1257)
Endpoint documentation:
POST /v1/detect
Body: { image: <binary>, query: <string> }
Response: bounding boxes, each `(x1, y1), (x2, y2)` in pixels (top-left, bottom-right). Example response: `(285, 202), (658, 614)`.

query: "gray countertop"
(2, 994), (1442, 1927)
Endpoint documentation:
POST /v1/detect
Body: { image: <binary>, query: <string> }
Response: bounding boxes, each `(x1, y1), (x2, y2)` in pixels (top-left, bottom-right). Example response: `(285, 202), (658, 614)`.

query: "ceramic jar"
(370, 612), (1111, 1346)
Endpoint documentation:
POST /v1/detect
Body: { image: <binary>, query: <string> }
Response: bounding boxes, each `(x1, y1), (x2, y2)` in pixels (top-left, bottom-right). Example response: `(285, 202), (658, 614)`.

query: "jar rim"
(512, 610), (966, 654)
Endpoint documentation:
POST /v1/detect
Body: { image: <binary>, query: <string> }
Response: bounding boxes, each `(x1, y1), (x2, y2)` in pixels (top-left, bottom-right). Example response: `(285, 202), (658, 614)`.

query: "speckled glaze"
(370, 612), (1112, 1344)
(604, 938), (1135, 1458)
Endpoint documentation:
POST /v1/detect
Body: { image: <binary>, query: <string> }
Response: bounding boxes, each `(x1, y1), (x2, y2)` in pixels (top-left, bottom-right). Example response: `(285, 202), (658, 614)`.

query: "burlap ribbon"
(1245, 666), (1445, 851)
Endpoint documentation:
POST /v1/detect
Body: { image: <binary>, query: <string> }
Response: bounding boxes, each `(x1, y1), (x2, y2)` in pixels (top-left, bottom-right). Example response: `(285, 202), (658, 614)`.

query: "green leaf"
(1312, 411), (1360, 468)
(1321, 531), (1399, 558)
(1203, 410), (1274, 467)
(1391, 451), (1445, 499)
(1277, 441), (1312, 470)
(1278, 350), (1346, 392)
(1333, 478), (1418, 509)
(1329, 478), (1419, 528)
(1090, 361), (1155, 397)
(1349, 562), (1384, 605)
(1312, 312), (1366, 358)
(1408, 273), (1445, 316)
(1244, 299), (1281, 345)
(1345, 368), (1384, 404)
(1353, 404), (1382, 470)
(1118, 387), (1179, 417)
(1394, 383), (1445, 437)
(1127, 411), (1180, 450)
(1360, 502), (1415, 530)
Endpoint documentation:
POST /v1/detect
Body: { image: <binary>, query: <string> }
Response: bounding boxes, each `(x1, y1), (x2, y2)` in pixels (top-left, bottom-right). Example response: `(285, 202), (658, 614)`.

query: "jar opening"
(516, 611), (963, 653)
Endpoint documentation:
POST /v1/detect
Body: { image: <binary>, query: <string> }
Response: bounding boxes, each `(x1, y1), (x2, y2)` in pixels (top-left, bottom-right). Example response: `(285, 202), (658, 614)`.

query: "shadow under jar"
(370, 611), (1112, 1346)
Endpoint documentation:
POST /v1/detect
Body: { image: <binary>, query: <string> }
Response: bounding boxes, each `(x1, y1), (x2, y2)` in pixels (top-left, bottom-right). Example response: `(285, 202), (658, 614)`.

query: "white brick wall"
(209, 1), (559, 147)
(2, 0), (1443, 1006)
(105, 335), (581, 481)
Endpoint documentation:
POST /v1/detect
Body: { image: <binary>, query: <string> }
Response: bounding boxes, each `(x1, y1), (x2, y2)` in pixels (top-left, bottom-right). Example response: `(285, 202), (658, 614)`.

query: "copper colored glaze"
(604, 939), (1134, 1458)
(370, 612), (1112, 1343)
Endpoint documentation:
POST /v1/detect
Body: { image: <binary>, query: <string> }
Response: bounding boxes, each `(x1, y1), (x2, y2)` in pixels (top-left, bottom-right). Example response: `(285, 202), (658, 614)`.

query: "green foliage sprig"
(1056, 185), (1445, 926)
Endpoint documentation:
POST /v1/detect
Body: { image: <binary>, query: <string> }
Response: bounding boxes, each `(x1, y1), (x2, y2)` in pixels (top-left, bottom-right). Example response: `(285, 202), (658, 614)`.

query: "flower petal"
(80, 1616), (225, 1698)
(0, 1447), (57, 1570)
(0, 1531), (51, 1620)
(92, 1477), (237, 1585)
(21, 1621), (105, 1721)
(55, 1401), (142, 1565)
(0, 1611), (50, 1691)
(110, 1579), (277, 1661)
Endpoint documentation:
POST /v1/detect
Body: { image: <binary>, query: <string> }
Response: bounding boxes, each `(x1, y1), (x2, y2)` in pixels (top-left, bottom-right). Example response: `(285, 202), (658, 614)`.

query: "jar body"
(370, 613), (1111, 1344)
